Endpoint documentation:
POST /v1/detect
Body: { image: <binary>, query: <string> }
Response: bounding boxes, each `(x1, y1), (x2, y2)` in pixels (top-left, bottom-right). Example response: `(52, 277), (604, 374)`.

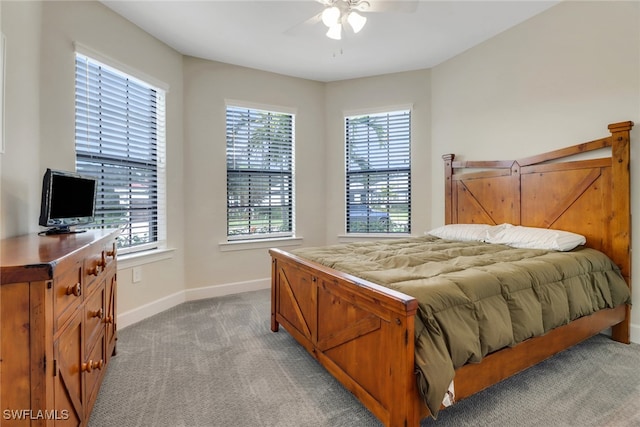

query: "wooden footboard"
(270, 248), (422, 426)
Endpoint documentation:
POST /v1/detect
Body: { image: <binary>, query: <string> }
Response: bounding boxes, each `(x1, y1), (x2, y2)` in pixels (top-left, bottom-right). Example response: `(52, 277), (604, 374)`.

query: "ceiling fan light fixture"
(326, 23), (342, 40)
(321, 6), (341, 27)
(347, 11), (367, 33)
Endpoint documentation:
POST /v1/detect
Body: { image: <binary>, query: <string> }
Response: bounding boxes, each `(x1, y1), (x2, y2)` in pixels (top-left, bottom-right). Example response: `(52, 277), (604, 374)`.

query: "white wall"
(430, 0), (640, 342)
(179, 65), (430, 304)
(39, 1), (186, 315)
(324, 69), (431, 244)
(0, 1), (42, 237)
(1, 1), (186, 317)
(182, 57), (326, 291)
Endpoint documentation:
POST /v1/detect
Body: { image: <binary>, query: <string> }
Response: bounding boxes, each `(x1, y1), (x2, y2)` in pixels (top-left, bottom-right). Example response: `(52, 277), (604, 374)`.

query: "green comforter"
(291, 236), (631, 417)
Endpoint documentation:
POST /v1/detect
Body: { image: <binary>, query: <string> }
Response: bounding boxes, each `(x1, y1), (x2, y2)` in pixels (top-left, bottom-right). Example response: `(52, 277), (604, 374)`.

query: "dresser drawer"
(84, 282), (106, 353)
(83, 328), (106, 411)
(84, 251), (106, 292)
(54, 262), (83, 330)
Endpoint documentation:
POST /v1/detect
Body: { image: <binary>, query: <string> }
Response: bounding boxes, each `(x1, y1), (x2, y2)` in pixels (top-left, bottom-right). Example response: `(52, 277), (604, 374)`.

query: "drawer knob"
(104, 315), (114, 324)
(82, 359), (104, 373)
(106, 250), (116, 258)
(92, 308), (104, 319)
(89, 264), (102, 276)
(66, 283), (82, 297)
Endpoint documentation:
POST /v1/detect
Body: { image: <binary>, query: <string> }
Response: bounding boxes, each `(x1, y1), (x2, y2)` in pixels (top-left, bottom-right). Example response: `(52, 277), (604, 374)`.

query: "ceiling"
(101, 0), (560, 82)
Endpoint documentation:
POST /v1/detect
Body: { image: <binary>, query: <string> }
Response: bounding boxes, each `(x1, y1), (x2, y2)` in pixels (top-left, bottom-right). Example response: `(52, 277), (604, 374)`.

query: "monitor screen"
(49, 174), (96, 219)
(39, 169), (97, 233)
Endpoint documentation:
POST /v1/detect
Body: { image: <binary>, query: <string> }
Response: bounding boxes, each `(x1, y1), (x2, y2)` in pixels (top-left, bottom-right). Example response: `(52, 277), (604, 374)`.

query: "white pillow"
(487, 224), (586, 251)
(427, 224), (494, 242)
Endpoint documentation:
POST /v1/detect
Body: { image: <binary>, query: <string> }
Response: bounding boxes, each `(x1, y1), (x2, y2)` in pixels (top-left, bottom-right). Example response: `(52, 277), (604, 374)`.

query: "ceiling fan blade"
(356, 0), (419, 13)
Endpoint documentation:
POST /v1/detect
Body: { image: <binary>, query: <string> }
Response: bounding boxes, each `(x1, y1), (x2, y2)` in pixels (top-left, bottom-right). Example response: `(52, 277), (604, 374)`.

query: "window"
(226, 105), (294, 240)
(75, 53), (166, 253)
(345, 109), (411, 233)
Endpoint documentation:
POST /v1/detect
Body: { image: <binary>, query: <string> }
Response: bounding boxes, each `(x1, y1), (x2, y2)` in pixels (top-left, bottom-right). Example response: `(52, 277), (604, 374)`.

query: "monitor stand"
(42, 226), (87, 236)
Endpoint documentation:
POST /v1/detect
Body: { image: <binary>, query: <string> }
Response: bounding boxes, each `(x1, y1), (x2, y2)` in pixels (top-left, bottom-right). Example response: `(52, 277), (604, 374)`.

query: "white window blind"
(75, 53), (166, 253)
(226, 105), (294, 240)
(345, 110), (411, 233)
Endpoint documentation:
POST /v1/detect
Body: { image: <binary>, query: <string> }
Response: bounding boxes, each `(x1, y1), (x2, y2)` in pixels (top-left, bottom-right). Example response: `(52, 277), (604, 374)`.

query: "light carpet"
(89, 289), (640, 427)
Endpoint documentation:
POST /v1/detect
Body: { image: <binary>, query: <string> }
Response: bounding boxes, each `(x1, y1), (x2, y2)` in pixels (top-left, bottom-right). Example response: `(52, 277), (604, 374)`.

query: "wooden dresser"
(0, 229), (119, 426)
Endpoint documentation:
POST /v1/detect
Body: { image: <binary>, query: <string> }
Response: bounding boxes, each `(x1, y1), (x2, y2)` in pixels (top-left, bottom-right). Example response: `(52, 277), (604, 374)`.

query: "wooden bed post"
(443, 154), (454, 225)
(510, 161), (522, 225)
(271, 257), (280, 332)
(608, 120), (633, 344)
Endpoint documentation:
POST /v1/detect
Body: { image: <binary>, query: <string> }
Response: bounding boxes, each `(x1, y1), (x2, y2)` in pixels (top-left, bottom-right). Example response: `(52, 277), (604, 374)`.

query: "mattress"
(291, 236), (631, 417)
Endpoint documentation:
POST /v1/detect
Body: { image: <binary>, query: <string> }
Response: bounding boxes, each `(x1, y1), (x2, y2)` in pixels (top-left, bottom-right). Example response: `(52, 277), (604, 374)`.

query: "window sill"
(337, 233), (411, 243)
(118, 247), (176, 269)
(219, 236), (303, 252)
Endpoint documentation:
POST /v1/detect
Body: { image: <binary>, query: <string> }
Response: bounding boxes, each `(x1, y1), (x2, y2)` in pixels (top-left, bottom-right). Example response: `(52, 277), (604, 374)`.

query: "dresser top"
(0, 228), (120, 284)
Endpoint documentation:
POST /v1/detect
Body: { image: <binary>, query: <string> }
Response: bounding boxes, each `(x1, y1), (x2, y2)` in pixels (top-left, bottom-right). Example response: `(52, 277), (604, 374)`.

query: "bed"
(269, 121), (633, 426)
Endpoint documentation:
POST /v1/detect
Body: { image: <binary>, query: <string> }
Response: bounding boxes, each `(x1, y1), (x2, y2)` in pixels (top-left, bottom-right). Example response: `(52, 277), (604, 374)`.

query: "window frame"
(344, 106), (412, 235)
(74, 46), (168, 256)
(225, 100), (296, 242)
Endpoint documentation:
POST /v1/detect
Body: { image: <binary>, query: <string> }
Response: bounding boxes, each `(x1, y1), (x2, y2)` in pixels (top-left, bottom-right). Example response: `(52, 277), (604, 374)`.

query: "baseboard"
(184, 278), (270, 301)
(117, 278), (270, 329)
(117, 290), (186, 329)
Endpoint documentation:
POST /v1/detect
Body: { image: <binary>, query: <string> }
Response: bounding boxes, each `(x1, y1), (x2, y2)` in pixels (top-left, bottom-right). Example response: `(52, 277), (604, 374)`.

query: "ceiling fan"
(294, 0), (419, 41)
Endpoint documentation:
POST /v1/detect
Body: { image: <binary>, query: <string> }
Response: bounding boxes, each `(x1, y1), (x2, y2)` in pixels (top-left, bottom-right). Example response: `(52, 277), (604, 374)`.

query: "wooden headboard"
(443, 121), (633, 341)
